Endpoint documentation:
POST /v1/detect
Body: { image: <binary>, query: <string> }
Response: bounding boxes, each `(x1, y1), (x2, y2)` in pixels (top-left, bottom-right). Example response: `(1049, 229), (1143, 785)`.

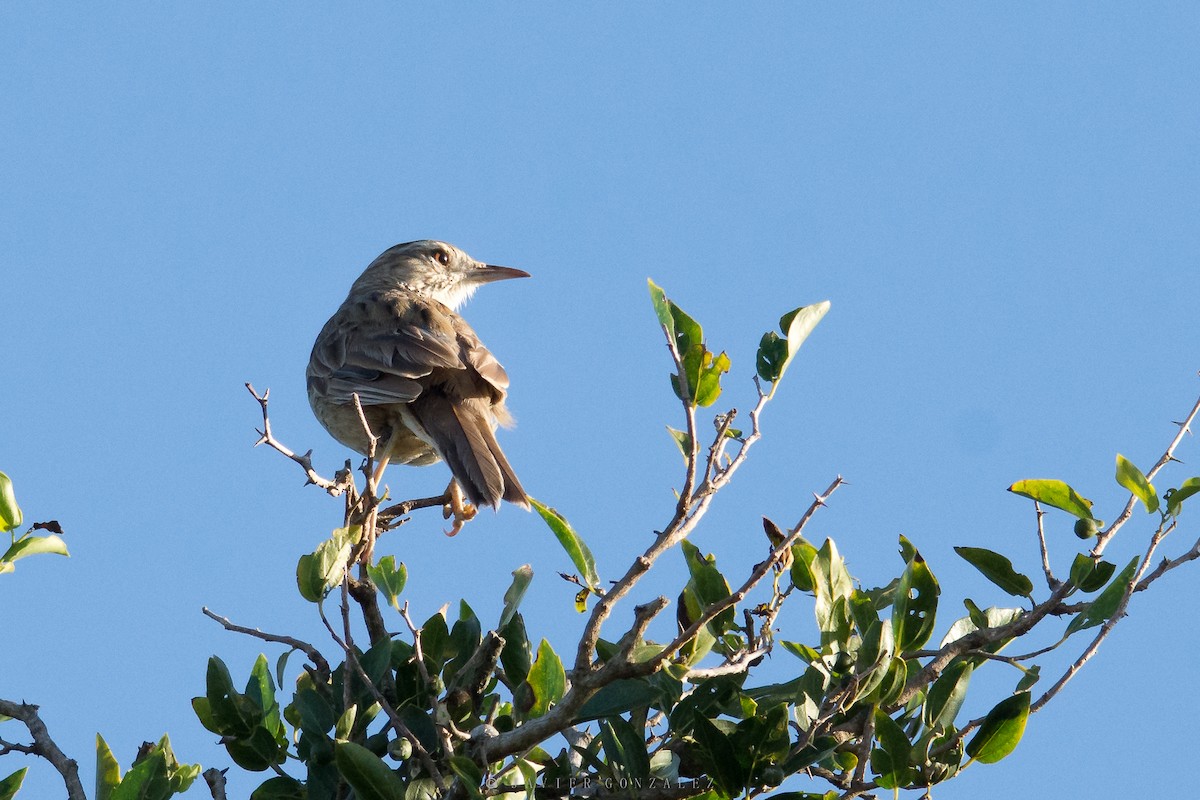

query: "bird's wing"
(452, 314), (510, 400)
(308, 292), (465, 406)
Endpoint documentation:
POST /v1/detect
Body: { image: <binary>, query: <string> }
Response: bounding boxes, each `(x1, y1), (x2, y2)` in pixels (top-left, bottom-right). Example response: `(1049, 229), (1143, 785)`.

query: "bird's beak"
(470, 263), (531, 284)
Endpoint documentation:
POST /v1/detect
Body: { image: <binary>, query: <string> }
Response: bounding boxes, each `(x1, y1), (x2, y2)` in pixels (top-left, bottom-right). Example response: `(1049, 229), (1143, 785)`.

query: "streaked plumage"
(307, 240), (529, 512)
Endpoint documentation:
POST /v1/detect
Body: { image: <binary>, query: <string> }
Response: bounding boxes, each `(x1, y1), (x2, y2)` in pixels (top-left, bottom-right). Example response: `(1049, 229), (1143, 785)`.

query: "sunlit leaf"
(530, 499), (599, 591)
(526, 639), (565, 718)
(296, 533), (353, 603)
(892, 544), (940, 652)
(1115, 454), (1159, 513)
(758, 302), (831, 385)
(366, 555), (407, 611)
(940, 605), (1023, 649)
(499, 565), (533, 628)
(966, 692), (1030, 764)
(666, 427), (692, 461)
(95, 735), (121, 800)
(1, 532), (69, 564)
(0, 472), (22, 532)
(1008, 479), (1094, 520)
(0, 768), (26, 800)
(1165, 477), (1200, 517)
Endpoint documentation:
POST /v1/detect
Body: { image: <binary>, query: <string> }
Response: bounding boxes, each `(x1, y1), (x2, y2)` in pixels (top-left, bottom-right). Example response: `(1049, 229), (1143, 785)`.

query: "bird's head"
(353, 240), (529, 310)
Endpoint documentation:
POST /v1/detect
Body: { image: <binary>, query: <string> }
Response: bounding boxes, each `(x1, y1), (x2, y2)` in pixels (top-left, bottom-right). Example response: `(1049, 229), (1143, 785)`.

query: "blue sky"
(2, 5), (1198, 798)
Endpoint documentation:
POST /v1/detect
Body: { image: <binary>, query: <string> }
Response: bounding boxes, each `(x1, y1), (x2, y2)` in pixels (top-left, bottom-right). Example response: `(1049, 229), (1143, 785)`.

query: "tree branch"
(201, 606), (332, 683)
(0, 700), (85, 800)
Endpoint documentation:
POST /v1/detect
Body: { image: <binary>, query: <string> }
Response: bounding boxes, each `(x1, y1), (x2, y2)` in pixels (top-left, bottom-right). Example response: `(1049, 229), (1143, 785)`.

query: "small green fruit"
(1074, 518), (1100, 539)
(388, 737), (413, 760)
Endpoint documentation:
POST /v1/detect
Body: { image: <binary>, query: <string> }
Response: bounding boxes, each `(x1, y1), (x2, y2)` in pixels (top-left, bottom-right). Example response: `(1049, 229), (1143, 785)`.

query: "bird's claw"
(442, 481), (477, 536)
(443, 501), (478, 536)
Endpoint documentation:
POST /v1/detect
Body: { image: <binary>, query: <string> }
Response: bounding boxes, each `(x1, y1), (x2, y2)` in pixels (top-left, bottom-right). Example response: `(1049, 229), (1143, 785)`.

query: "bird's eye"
(432, 249), (450, 266)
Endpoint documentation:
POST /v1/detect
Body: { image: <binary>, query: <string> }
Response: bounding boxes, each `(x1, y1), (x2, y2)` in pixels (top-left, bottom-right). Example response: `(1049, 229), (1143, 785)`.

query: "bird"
(307, 240), (530, 534)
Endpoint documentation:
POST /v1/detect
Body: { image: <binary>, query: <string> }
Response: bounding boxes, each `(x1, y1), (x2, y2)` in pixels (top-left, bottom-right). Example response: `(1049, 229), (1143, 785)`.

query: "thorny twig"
(0, 699), (85, 800)
(246, 383), (354, 496)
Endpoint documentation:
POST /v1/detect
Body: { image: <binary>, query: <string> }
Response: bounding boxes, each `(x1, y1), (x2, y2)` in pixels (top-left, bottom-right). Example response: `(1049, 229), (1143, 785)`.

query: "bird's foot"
(442, 481), (477, 536)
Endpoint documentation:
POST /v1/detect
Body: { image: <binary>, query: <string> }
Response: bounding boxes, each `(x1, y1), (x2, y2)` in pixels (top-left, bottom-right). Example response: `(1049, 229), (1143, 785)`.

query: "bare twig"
(1034, 502), (1059, 589)
(201, 607), (332, 682)
(1033, 520), (1172, 712)
(246, 383), (354, 496)
(0, 699), (85, 800)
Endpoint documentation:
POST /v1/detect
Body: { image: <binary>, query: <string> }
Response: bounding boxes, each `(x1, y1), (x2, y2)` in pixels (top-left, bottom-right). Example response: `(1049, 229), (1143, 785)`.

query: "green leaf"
(202, 656), (260, 737)
(530, 498), (599, 591)
(336, 705), (358, 740)
(940, 605), (1023, 649)
(647, 278), (675, 337)
(692, 716), (747, 796)
(1008, 479), (1094, 520)
(295, 687), (336, 734)
(250, 776), (306, 800)
(1164, 477), (1200, 517)
(892, 545), (940, 653)
(923, 660), (973, 732)
(1115, 454), (1159, 513)
(1067, 556), (1139, 635)
(871, 710), (914, 789)
(0, 472), (22, 532)
(0, 768), (27, 800)
(335, 741), (404, 800)
(599, 717), (651, 780)
(953, 547), (1033, 598)
(448, 757), (484, 800)
(780, 640), (821, 664)
(366, 555), (408, 611)
(1068, 554), (1116, 593)
(96, 735), (121, 800)
(526, 639), (565, 718)
(574, 679), (661, 723)
(757, 301), (831, 385)
(499, 565), (533, 628)
(680, 540), (735, 635)
(789, 539), (818, 593)
(666, 426), (693, 461)
(500, 613), (532, 686)
(1, 532), (69, 564)
(965, 692), (1030, 764)
(246, 654), (283, 737)
(1015, 664), (1042, 693)
(111, 736), (199, 800)
(296, 533), (353, 603)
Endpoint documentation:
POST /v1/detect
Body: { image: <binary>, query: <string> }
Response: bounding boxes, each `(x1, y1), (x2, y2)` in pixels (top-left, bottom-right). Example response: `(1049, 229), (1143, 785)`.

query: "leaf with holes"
(892, 547), (940, 653)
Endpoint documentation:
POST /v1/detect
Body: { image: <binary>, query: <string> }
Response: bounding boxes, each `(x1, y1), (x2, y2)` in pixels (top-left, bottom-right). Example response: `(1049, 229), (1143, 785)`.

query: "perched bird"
(307, 240), (530, 532)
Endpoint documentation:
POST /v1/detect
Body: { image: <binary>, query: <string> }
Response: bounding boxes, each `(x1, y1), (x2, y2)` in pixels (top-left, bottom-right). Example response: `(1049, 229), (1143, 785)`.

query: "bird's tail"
(411, 394), (528, 511)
